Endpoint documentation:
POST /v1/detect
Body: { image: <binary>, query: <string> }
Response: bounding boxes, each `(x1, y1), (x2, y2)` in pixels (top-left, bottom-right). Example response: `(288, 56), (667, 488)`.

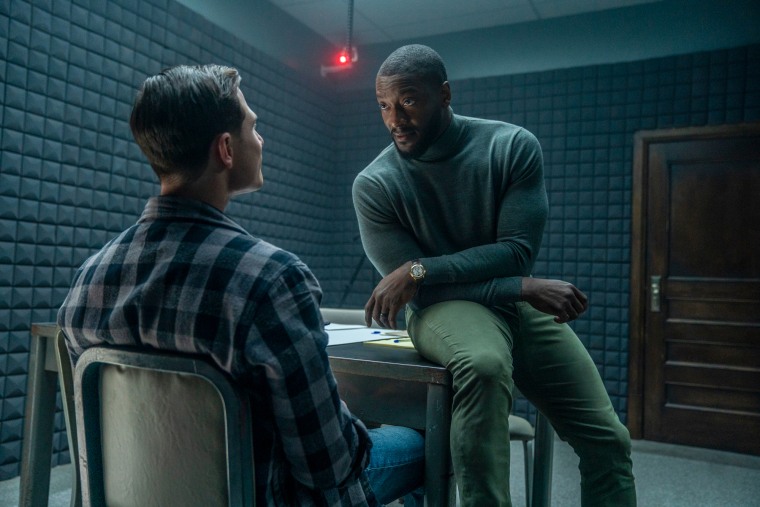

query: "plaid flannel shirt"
(57, 196), (376, 506)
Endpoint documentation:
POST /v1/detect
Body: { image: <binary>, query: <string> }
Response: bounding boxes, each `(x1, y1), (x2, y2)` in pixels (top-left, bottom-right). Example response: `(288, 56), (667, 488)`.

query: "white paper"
(327, 327), (408, 346)
(325, 323), (366, 331)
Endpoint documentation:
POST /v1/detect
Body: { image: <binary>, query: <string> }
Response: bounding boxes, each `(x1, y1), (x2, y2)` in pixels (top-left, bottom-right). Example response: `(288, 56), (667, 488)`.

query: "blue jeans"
(365, 426), (425, 507)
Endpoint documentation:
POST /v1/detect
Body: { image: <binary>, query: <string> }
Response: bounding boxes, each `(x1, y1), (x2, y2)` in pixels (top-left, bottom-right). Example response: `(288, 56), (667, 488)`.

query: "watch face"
(411, 264), (425, 279)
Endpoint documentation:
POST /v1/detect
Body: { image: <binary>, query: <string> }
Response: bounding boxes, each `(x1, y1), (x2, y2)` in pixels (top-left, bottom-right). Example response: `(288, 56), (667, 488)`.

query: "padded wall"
(333, 45), (760, 421)
(0, 0), (341, 479)
(1, 0), (759, 482)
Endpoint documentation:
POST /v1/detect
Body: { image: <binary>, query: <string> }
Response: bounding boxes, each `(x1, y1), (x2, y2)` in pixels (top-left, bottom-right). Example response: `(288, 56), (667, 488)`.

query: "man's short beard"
(395, 140), (429, 160)
(393, 112), (442, 160)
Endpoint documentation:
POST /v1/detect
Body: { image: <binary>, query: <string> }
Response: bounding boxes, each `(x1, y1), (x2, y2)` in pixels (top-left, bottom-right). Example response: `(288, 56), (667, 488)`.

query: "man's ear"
(440, 81), (452, 107)
(212, 132), (234, 170)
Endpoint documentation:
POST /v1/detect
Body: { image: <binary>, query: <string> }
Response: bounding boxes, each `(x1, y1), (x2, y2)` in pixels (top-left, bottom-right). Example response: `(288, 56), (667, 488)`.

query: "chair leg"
(524, 440), (534, 507)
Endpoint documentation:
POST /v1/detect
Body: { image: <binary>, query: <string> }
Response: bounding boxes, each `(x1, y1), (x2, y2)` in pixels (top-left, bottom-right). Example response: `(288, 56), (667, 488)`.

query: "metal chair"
(508, 413), (536, 506)
(72, 345), (254, 507)
(54, 331), (82, 507)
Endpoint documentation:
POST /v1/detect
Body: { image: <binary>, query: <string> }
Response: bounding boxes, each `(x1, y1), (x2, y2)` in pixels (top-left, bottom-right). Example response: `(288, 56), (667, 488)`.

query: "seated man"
(57, 64), (423, 506)
(353, 45), (636, 506)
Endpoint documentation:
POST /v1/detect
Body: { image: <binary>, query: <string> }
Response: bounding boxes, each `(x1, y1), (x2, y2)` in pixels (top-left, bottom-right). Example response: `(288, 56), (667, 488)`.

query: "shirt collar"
(139, 195), (250, 236)
(415, 108), (465, 162)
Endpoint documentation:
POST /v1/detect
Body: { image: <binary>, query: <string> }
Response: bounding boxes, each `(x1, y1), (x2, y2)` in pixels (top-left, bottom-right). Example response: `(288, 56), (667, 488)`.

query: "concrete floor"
(3, 438), (759, 506)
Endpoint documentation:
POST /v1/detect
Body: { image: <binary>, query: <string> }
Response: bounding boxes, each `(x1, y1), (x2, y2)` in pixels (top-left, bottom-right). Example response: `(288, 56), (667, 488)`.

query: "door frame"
(627, 122), (760, 439)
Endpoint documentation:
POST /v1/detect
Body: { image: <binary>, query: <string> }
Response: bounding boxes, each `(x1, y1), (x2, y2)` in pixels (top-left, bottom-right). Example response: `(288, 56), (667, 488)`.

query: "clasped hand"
(521, 277), (588, 324)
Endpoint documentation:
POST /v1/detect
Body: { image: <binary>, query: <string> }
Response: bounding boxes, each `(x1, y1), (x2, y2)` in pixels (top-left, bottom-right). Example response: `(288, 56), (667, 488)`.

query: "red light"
(322, 47), (357, 76)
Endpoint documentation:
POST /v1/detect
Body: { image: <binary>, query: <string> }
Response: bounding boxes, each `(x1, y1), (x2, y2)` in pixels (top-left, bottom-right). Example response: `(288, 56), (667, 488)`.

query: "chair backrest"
(54, 331), (81, 507)
(73, 346), (254, 507)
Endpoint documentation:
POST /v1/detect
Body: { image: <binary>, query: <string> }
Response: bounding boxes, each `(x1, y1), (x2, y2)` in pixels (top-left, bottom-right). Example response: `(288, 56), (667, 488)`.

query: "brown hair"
(129, 64), (244, 179)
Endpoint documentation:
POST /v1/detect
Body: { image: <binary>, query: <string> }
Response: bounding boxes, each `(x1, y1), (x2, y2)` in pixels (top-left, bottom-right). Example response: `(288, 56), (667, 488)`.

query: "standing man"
(353, 45), (636, 506)
(58, 64), (424, 506)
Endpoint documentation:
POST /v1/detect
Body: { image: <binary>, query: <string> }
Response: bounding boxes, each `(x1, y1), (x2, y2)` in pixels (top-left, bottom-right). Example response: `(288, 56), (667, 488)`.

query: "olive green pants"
(406, 301), (636, 507)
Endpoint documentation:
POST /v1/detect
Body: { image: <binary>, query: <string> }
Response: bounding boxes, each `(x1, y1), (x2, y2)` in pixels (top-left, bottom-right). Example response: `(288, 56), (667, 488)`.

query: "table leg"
(424, 383), (455, 507)
(19, 335), (57, 507)
(531, 412), (554, 507)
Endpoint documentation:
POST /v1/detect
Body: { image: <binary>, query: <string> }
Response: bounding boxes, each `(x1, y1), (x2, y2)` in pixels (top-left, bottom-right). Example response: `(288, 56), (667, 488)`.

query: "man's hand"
(364, 261), (418, 329)
(521, 277), (589, 324)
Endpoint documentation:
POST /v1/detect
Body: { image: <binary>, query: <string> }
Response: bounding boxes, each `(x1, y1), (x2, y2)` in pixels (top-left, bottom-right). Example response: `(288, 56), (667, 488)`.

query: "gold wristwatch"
(409, 260), (426, 283)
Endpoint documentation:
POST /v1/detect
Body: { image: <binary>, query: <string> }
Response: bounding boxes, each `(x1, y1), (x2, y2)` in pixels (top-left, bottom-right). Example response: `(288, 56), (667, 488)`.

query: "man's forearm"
(413, 276), (523, 309)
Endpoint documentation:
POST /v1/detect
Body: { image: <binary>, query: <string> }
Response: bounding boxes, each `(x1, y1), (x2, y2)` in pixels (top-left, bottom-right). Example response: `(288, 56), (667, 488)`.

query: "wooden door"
(629, 124), (760, 455)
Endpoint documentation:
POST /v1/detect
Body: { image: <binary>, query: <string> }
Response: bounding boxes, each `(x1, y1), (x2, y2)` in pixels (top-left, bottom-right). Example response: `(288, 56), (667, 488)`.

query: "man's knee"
(611, 420), (633, 456)
(452, 349), (512, 386)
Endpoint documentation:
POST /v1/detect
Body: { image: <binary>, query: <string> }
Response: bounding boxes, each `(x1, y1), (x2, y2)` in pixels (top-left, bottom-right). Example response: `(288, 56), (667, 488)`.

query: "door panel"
(629, 124), (760, 455)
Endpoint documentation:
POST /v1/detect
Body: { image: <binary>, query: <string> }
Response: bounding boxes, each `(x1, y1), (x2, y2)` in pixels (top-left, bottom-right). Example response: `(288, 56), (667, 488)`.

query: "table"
(329, 341), (456, 506)
(19, 323), (79, 507)
(20, 323), (554, 507)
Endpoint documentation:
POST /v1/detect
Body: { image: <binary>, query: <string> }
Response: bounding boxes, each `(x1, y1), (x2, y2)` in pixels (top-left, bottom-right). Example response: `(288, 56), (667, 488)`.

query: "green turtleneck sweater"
(352, 111), (548, 308)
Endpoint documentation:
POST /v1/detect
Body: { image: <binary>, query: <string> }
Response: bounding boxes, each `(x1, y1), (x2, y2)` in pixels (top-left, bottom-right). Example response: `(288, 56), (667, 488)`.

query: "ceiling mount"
(321, 0), (358, 77)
